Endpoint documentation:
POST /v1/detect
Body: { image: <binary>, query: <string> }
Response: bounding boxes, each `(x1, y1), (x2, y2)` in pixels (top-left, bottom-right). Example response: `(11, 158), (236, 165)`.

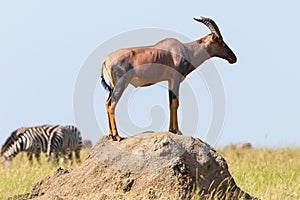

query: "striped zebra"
(47, 125), (82, 165)
(1, 125), (61, 164)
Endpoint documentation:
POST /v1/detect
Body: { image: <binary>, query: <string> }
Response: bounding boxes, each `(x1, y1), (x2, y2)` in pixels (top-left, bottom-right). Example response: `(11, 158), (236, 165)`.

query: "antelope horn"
(194, 17), (223, 39)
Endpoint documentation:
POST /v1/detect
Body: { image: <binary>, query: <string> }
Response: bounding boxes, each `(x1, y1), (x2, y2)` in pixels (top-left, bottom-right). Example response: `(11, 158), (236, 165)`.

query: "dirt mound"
(29, 132), (256, 199)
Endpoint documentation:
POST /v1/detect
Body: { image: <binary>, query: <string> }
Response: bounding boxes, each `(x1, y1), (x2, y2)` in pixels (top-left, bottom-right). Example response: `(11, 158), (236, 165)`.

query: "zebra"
(1, 125), (61, 164)
(47, 125), (82, 165)
(1, 125), (82, 165)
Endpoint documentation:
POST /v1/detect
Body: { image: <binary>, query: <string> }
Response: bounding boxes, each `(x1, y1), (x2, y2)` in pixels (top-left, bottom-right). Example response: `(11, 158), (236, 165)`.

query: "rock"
(82, 139), (93, 149)
(29, 132), (257, 199)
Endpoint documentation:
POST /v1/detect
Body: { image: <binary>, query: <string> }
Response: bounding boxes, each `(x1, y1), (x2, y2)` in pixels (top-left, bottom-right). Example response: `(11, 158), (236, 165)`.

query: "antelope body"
(101, 17), (237, 141)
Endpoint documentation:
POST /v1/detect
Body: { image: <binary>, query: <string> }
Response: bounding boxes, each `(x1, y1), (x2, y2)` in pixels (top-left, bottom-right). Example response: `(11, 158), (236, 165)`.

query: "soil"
(27, 132), (256, 200)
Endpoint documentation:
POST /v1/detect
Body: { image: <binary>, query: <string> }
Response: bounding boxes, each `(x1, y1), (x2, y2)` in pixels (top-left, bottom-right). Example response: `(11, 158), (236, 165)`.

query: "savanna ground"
(0, 147), (299, 199)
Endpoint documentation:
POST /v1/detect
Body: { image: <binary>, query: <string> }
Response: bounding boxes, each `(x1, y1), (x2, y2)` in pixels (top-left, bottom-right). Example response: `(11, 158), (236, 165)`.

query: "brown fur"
(100, 18), (237, 141)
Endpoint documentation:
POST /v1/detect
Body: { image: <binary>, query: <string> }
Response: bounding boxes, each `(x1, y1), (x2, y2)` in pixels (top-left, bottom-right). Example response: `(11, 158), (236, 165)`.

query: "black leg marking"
(168, 90), (177, 105)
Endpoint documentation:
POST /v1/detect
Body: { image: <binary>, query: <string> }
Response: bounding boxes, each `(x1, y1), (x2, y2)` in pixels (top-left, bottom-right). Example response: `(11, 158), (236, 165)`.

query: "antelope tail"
(100, 61), (112, 94)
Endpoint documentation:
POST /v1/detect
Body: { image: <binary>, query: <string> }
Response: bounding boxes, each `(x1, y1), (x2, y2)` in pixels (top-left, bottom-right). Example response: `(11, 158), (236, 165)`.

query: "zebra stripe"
(1, 125), (61, 163)
(48, 125), (82, 164)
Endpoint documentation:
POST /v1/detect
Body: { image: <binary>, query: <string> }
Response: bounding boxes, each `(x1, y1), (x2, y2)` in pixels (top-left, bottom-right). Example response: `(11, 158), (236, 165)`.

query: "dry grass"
(218, 147), (300, 199)
(0, 148), (299, 199)
(0, 149), (89, 199)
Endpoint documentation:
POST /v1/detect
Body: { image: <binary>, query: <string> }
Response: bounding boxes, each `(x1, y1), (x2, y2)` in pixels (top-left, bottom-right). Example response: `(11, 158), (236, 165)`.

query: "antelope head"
(194, 17), (237, 64)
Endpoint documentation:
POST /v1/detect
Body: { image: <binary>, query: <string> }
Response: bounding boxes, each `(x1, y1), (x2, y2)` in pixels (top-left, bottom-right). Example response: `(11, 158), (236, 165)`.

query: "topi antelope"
(100, 17), (237, 141)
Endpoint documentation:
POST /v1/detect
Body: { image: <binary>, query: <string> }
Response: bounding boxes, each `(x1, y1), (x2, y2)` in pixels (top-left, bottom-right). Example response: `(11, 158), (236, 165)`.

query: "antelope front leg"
(168, 81), (182, 135)
(169, 94), (180, 134)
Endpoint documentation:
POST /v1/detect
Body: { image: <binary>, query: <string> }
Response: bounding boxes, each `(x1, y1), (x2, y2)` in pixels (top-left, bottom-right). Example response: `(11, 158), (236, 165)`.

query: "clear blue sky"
(1, 1), (300, 147)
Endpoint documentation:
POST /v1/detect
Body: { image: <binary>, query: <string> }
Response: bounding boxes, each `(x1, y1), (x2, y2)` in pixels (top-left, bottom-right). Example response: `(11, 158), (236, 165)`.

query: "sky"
(1, 1), (300, 148)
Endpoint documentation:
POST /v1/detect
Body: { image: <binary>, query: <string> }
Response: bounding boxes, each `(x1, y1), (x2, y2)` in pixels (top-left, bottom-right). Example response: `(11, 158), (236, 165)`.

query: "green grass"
(0, 148), (299, 199)
(218, 147), (300, 199)
(0, 149), (89, 199)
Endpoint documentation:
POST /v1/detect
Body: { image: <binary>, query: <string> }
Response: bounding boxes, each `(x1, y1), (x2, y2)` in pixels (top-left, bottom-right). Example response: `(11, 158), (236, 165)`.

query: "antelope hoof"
(169, 129), (183, 135)
(109, 134), (123, 142)
(114, 135), (123, 142)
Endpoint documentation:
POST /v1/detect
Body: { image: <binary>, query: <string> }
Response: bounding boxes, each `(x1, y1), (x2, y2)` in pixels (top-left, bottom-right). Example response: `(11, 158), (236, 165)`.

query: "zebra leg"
(52, 152), (59, 165)
(47, 132), (61, 165)
(69, 151), (73, 165)
(46, 153), (51, 163)
(67, 151), (73, 166)
(47, 150), (59, 165)
(27, 152), (33, 165)
(62, 149), (68, 165)
(35, 151), (41, 165)
(75, 148), (81, 164)
(45, 148), (52, 163)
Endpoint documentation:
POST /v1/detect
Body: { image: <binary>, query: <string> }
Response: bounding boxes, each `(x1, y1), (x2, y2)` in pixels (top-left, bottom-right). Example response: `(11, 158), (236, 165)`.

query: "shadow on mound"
(29, 132), (258, 199)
